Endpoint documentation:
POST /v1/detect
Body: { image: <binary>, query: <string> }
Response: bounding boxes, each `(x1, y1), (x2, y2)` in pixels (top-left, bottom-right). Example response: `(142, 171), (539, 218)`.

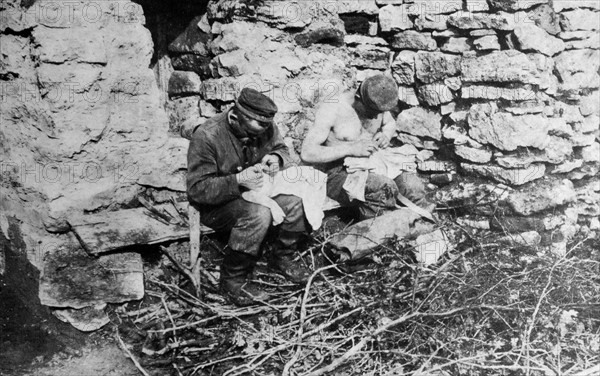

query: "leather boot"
(269, 230), (311, 285)
(220, 248), (268, 307)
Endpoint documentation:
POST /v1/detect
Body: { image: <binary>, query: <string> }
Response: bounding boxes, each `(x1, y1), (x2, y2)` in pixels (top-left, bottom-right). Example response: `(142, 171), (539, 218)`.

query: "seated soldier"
(301, 74), (431, 219)
(187, 88), (311, 306)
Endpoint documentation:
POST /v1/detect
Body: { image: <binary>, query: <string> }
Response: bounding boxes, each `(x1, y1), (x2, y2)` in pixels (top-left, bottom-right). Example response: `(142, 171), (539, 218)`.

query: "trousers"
(200, 194), (307, 256)
(324, 164), (429, 219)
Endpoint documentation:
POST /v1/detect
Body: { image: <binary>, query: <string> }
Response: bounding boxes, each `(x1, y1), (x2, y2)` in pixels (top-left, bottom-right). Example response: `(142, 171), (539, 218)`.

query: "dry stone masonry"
(165, 0), (598, 254)
(0, 0), (598, 330)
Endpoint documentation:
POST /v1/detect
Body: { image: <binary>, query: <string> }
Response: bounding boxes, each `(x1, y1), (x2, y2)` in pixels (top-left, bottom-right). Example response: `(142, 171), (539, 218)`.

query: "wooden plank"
(189, 205), (202, 292)
(70, 203), (193, 255)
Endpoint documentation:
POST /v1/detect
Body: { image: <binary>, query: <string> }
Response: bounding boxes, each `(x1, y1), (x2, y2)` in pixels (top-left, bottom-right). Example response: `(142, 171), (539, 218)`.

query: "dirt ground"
(0, 276), (138, 376)
(16, 343), (140, 376)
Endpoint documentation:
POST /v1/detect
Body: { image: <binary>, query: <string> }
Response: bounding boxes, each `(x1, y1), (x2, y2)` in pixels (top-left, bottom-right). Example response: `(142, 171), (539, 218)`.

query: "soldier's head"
(355, 74), (398, 118)
(231, 88), (277, 137)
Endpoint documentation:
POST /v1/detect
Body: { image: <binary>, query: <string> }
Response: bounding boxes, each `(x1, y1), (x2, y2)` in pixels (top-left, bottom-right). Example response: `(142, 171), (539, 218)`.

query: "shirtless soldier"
(301, 74), (430, 219)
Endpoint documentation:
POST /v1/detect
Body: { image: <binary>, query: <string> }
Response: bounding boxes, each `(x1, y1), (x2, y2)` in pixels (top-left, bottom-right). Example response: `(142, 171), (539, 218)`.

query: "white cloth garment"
(241, 166), (328, 230)
(342, 145), (419, 202)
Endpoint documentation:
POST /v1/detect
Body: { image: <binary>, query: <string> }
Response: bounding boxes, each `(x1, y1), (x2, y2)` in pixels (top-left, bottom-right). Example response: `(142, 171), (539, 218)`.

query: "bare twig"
(116, 330), (151, 376)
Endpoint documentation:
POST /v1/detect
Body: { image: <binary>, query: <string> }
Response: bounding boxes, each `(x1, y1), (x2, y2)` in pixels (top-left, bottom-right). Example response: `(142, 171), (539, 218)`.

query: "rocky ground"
(7, 207), (598, 376)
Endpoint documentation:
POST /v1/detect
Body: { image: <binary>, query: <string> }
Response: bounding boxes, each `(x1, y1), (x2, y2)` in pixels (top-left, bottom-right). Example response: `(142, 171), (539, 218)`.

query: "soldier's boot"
(220, 248), (268, 306)
(269, 230), (311, 285)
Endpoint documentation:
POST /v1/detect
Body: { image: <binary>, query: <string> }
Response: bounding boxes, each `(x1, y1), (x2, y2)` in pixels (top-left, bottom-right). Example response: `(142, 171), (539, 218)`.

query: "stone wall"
(165, 0), (599, 254)
(0, 0), (178, 321)
(0, 0), (598, 327)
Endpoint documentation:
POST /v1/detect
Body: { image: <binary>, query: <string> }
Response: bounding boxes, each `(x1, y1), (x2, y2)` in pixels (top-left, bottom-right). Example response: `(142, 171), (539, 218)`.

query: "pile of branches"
(113, 219), (600, 376)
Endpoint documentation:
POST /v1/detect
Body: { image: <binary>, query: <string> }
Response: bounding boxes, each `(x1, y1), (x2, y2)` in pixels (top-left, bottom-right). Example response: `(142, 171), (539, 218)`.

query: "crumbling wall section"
(0, 0), (174, 323)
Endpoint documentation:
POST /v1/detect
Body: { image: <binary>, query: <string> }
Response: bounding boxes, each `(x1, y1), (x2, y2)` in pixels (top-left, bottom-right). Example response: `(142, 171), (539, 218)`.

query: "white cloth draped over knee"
(241, 166), (328, 230)
(342, 145), (419, 202)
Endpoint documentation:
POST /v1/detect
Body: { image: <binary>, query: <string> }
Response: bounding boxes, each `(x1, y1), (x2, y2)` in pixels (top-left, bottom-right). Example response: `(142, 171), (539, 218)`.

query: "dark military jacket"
(186, 110), (292, 211)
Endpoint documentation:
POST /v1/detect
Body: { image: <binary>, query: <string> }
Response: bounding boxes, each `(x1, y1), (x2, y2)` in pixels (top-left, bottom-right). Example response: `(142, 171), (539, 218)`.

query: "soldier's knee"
(243, 203), (272, 231)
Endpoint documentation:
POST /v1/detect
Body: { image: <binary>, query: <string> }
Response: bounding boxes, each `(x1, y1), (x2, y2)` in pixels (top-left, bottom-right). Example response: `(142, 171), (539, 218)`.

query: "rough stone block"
(445, 76), (462, 90)
(513, 24), (565, 56)
(471, 29), (496, 36)
(461, 85), (537, 101)
(462, 163), (546, 185)
(468, 103), (550, 151)
(575, 115), (600, 133)
(572, 132), (597, 147)
(528, 4), (561, 35)
(168, 71), (201, 96)
(414, 14), (450, 31)
(376, 0), (403, 4)
(252, 1), (312, 28)
(33, 26), (107, 64)
(552, 159), (584, 174)
(403, 1), (463, 15)
(0, 34), (34, 78)
(580, 92), (600, 116)
(37, 63), (103, 96)
(391, 31), (437, 51)
(199, 100), (219, 118)
(473, 35), (501, 50)
(455, 145), (493, 163)
(554, 1), (600, 12)
(560, 9), (600, 31)
(417, 159), (456, 172)
(441, 37), (471, 53)
(506, 179), (577, 215)
(166, 96), (201, 135)
(294, 19), (345, 47)
(417, 82), (454, 106)
(397, 107), (442, 140)
(39, 246), (144, 309)
(391, 50), (416, 85)
(415, 51), (461, 83)
(565, 33), (600, 49)
(349, 45), (391, 69)
(215, 49), (251, 77)
(171, 54), (212, 78)
(547, 117), (574, 138)
(441, 102), (456, 115)
(466, 0), (490, 12)
(554, 49), (600, 92)
(168, 15), (211, 55)
(211, 21), (283, 54)
(433, 30), (460, 37)
(337, 0), (380, 15)
(496, 136), (573, 167)
(397, 133), (439, 149)
(0, 6), (36, 33)
(461, 50), (540, 84)
(581, 142), (600, 162)
(398, 85), (420, 106)
(558, 30), (594, 40)
(488, 0), (548, 11)
(136, 138), (189, 191)
(447, 11), (517, 30)
(379, 4), (414, 32)
(53, 304), (110, 332)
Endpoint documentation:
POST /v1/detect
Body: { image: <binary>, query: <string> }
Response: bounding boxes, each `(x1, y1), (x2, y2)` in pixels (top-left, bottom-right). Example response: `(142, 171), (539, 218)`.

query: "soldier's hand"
(236, 164), (264, 190)
(351, 140), (378, 157)
(373, 132), (391, 148)
(260, 154), (281, 175)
